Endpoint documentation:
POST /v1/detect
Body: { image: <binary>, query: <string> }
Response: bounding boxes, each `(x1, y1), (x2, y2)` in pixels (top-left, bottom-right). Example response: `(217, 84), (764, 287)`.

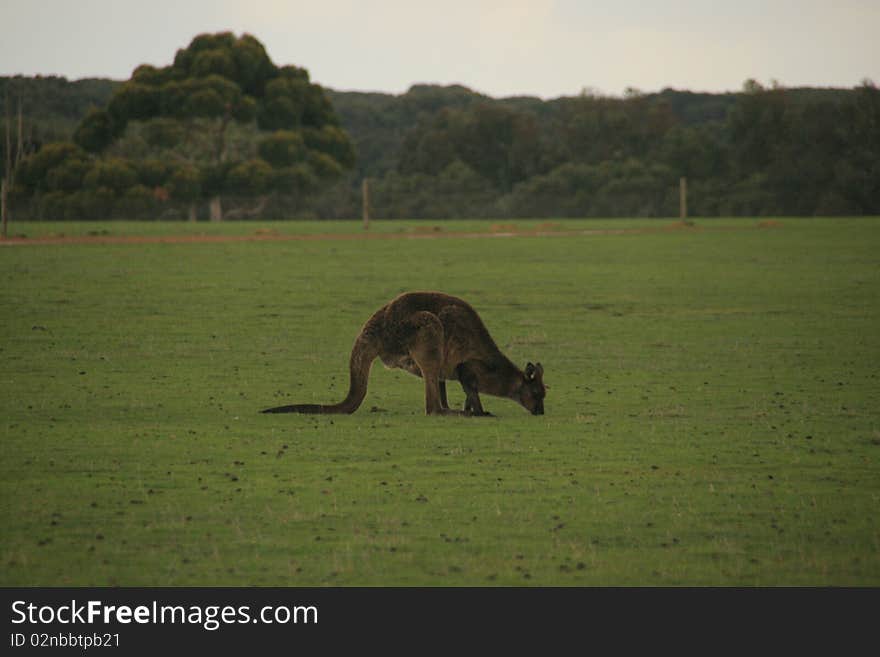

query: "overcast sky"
(1, 0), (877, 98)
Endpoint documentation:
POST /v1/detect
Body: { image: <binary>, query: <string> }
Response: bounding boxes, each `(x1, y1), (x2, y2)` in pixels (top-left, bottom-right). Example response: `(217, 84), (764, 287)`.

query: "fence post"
(362, 178), (370, 230)
(679, 177), (688, 220)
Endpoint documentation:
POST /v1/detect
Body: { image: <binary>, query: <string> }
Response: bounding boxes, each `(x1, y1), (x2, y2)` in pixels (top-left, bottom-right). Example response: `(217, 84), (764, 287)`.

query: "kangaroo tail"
(261, 331), (379, 415)
(261, 403), (325, 414)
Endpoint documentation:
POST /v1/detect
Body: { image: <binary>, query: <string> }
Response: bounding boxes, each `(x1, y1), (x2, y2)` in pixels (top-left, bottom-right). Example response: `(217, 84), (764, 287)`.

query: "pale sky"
(1, 0), (877, 98)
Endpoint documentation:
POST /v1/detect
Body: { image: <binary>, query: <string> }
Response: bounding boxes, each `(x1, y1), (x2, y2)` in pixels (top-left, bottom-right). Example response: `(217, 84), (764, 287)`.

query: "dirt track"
(0, 221), (739, 246)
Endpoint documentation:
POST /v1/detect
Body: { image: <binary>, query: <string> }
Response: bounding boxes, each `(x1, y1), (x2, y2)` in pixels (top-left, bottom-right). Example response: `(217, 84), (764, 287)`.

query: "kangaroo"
(261, 291), (546, 416)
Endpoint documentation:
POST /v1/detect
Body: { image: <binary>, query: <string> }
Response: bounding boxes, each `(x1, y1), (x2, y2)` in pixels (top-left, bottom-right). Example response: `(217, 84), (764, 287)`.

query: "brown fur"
(261, 291), (546, 416)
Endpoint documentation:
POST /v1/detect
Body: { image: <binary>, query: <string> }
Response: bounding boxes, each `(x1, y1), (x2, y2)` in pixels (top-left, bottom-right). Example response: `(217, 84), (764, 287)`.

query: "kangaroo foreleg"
(456, 363), (493, 416)
(439, 380), (449, 409)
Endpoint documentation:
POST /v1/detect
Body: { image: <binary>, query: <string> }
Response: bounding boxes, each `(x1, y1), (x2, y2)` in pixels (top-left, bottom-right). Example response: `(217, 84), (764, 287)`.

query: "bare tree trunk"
(223, 195), (269, 219)
(209, 196), (222, 222)
(209, 111), (231, 222)
(1, 179), (7, 239)
(215, 112), (231, 164)
(0, 91), (28, 237)
(188, 203), (197, 222)
(16, 97), (24, 168)
(4, 89), (11, 183)
(4, 91), (11, 237)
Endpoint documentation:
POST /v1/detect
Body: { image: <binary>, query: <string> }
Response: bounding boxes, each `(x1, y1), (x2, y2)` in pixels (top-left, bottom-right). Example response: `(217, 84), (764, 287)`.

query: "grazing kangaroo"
(261, 291), (546, 416)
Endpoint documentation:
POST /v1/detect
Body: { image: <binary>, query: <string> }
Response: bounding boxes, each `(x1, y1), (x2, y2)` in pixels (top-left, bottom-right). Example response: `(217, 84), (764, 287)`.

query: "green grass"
(1, 217), (879, 585)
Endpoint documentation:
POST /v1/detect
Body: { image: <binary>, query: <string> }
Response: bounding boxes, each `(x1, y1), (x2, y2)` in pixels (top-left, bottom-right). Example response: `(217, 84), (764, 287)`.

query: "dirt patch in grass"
(1, 221), (769, 246)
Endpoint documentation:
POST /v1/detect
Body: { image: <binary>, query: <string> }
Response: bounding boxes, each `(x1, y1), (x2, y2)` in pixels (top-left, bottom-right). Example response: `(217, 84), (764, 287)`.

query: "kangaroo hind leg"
(407, 311), (462, 416)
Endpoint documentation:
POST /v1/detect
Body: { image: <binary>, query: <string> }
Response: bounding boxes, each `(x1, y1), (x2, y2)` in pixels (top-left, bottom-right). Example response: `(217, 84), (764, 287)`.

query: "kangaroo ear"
(525, 362), (536, 380)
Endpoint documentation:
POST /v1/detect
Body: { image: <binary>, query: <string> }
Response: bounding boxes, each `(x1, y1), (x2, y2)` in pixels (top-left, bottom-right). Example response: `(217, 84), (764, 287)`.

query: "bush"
(118, 184), (158, 218)
(17, 142), (89, 193)
(257, 131), (305, 167)
(226, 158), (273, 195)
(46, 159), (91, 193)
(168, 165), (202, 203)
(270, 164), (318, 195)
(136, 159), (172, 188)
(83, 158), (138, 193)
(38, 191), (69, 220)
(73, 187), (117, 219)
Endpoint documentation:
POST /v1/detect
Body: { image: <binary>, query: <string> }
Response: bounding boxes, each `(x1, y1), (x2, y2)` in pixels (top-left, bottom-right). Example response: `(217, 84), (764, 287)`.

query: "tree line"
(3, 34), (878, 221)
(327, 81), (878, 219)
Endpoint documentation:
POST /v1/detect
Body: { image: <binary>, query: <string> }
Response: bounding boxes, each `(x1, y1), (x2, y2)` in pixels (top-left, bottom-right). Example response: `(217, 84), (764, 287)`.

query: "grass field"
(1, 217), (879, 586)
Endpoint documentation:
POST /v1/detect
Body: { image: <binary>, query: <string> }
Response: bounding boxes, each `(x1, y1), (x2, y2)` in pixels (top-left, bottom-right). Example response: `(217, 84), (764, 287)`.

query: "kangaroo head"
(519, 362), (546, 415)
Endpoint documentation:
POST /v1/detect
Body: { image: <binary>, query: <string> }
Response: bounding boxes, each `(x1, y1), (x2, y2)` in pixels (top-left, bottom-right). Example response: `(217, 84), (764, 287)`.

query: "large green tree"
(71, 32), (353, 220)
(398, 102), (541, 192)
